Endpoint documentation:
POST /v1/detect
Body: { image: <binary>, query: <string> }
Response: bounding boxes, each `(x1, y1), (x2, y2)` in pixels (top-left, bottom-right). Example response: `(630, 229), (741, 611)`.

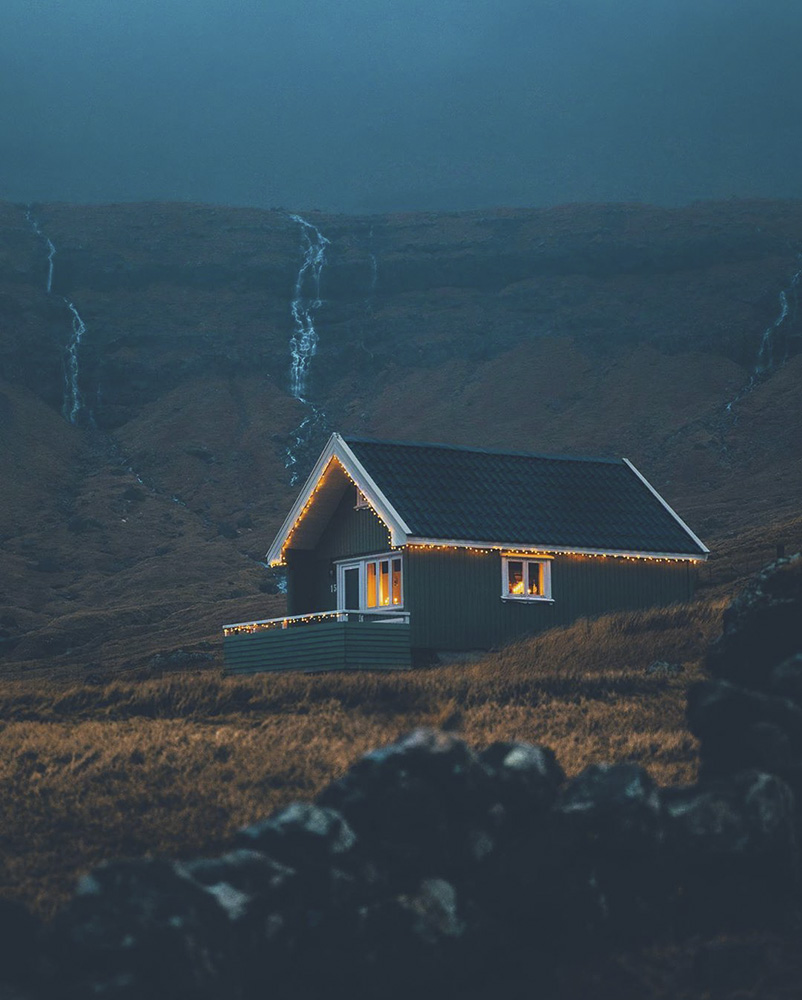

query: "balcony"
(222, 609), (412, 674)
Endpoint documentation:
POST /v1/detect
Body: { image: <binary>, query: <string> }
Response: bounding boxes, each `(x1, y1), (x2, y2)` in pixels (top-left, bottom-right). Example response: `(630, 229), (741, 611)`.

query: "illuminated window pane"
(379, 560), (390, 606)
(366, 562), (377, 607)
(392, 558), (402, 605)
(527, 562), (541, 595)
(508, 561), (524, 595)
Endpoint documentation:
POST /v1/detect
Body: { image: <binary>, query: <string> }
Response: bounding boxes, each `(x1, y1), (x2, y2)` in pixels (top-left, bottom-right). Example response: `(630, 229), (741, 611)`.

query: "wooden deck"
(222, 610), (412, 674)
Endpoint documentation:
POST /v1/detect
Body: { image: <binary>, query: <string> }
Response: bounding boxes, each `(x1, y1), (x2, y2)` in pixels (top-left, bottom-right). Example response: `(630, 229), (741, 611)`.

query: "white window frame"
(335, 552), (404, 610)
(501, 554), (553, 602)
(354, 487), (370, 510)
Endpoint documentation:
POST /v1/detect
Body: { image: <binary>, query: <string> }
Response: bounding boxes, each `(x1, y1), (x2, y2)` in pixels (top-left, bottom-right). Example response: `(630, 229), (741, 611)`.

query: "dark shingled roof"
(344, 437), (706, 556)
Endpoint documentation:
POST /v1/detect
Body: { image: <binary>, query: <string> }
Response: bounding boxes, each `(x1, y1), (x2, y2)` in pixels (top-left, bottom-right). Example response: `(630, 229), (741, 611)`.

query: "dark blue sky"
(2, 0), (801, 213)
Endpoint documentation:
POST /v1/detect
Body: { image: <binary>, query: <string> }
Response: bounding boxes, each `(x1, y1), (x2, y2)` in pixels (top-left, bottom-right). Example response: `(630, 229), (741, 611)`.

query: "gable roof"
(266, 433), (708, 565)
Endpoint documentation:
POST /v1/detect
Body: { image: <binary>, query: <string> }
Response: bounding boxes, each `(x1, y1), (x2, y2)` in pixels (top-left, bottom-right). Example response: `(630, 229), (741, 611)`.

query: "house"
(222, 433), (708, 673)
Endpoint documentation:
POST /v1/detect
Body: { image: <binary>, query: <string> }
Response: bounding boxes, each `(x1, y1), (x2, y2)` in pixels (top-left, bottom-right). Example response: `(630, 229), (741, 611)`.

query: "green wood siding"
(224, 619), (411, 674)
(405, 547), (695, 650)
(283, 491), (697, 655)
(316, 491), (392, 561)
(287, 492), (393, 616)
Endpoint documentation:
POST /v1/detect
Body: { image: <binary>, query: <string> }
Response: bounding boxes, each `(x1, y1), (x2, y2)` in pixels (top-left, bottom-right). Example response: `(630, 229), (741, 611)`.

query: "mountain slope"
(1, 198), (801, 674)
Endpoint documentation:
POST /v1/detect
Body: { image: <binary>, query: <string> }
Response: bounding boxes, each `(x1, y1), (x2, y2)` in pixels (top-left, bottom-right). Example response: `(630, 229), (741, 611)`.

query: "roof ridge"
(341, 435), (622, 465)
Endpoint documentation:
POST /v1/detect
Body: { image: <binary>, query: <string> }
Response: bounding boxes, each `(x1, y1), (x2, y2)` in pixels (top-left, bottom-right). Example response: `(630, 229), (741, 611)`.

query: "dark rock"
(0, 898), (40, 988)
(554, 763), (663, 857)
(356, 878), (471, 998)
(318, 728), (496, 890)
(662, 770), (799, 933)
(461, 742), (566, 949)
(550, 763), (665, 943)
(179, 850), (303, 995)
(236, 802), (357, 873)
(770, 653), (802, 709)
(707, 555), (802, 690)
(479, 741), (565, 826)
(687, 679), (802, 776)
(43, 858), (235, 1000)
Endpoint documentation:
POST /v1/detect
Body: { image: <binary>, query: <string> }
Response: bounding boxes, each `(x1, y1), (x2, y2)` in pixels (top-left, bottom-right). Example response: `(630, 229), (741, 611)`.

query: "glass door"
(340, 564), (361, 612)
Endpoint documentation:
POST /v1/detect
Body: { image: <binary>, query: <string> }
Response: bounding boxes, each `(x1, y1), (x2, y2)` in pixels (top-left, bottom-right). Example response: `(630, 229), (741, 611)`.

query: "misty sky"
(2, 0), (801, 214)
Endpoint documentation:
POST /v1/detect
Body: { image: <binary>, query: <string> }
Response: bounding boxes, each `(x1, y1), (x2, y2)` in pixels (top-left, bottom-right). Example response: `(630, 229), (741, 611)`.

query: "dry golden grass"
(0, 596), (724, 918)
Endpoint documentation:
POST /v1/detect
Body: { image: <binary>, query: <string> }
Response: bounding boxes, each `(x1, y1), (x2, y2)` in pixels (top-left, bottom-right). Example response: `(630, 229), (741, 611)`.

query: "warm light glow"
(508, 560), (524, 595)
(278, 456), (393, 565)
(366, 562), (377, 608)
(379, 561), (390, 606)
(404, 543), (700, 564)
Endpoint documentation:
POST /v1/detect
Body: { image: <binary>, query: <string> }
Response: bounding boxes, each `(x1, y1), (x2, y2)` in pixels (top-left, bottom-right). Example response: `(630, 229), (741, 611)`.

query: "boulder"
(770, 653), (802, 709)
(236, 802), (357, 873)
(43, 858), (235, 1000)
(356, 878), (471, 998)
(707, 555), (802, 690)
(318, 728), (496, 890)
(479, 741), (565, 827)
(687, 679), (802, 777)
(470, 741), (565, 940)
(550, 763), (666, 943)
(662, 770), (799, 932)
(180, 848), (342, 997)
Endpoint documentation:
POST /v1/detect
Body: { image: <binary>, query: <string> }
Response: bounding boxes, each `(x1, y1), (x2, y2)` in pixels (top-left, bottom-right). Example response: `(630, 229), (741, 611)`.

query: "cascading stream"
(725, 255), (802, 414)
(285, 215), (330, 483)
(25, 208), (56, 295)
(25, 206), (89, 425)
(755, 257), (801, 375)
(63, 300), (87, 424)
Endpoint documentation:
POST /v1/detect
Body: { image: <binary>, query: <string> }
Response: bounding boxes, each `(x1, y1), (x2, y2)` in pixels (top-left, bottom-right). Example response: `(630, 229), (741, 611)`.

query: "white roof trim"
(337, 435), (412, 537)
(404, 536), (707, 562)
(265, 433), (410, 565)
(622, 458), (710, 555)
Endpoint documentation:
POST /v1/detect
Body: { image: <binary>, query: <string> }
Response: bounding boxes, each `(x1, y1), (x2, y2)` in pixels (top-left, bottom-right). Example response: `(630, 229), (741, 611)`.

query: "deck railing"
(222, 609), (410, 636)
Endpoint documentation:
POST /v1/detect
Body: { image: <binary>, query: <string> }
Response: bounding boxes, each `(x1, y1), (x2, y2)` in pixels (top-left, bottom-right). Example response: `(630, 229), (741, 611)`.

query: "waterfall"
(285, 215), (330, 483)
(25, 207), (90, 425)
(63, 299), (87, 425)
(288, 214), (329, 400)
(25, 207), (56, 295)
(755, 258), (801, 375)
(725, 256), (802, 413)
(368, 226), (378, 304)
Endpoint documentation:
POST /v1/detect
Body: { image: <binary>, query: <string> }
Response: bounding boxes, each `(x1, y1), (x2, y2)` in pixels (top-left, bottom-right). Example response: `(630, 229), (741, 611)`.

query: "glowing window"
(379, 561), (390, 606)
(366, 562), (377, 607)
(392, 558), (402, 605)
(502, 556), (552, 601)
(337, 555), (403, 611)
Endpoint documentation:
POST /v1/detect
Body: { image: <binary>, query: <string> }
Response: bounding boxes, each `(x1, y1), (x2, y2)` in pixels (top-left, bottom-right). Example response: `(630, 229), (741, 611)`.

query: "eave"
(265, 433), (412, 566)
(403, 537), (708, 562)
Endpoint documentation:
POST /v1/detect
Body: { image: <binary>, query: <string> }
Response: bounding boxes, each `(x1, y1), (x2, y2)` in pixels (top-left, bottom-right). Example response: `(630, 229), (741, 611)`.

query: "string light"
(276, 456), (393, 566)
(223, 608), (409, 636)
(403, 543), (701, 564)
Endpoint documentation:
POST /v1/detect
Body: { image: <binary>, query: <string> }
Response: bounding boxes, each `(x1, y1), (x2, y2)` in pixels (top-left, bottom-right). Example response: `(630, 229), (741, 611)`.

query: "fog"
(2, 0), (801, 213)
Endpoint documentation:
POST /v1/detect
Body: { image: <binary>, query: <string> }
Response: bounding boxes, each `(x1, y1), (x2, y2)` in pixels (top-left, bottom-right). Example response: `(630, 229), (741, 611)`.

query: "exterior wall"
(285, 491), (698, 653)
(286, 491), (392, 616)
(405, 547), (696, 651)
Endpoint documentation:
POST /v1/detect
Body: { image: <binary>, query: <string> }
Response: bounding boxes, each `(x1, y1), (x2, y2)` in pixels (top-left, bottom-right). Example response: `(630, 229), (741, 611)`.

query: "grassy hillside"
(0, 596), (722, 918)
